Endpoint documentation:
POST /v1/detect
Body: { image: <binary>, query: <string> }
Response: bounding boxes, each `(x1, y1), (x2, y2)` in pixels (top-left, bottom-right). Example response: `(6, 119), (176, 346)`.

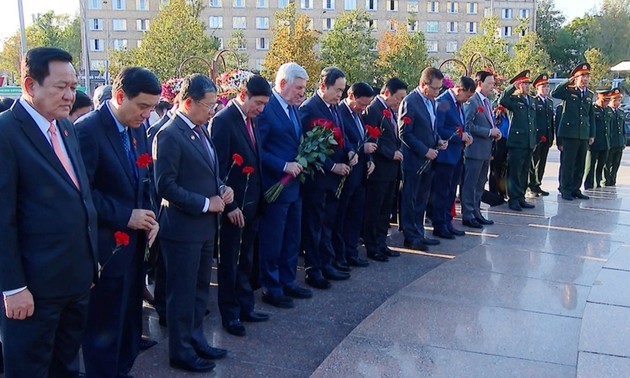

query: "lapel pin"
(132, 138), (137, 148)
(63, 129), (69, 137)
(191, 135), (196, 140)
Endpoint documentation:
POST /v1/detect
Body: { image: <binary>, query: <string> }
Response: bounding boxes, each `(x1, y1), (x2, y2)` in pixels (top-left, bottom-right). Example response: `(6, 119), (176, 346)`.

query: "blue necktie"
(330, 105), (341, 127)
(120, 129), (138, 180)
(352, 111), (364, 138)
(288, 105), (301, 138)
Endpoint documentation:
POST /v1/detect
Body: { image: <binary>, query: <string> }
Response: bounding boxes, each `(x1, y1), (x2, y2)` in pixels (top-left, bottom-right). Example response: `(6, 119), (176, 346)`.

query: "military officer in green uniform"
(528, 73), (554, 196)
(604, 88), (625, 186)
(551, 63), (595, 201)
(584, 90), (612, 189)
(500, 70), (537, 211)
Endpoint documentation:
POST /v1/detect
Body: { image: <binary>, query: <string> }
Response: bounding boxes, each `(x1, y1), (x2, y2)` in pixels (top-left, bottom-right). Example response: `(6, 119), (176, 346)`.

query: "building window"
(256, 17), (269, 29)
(407, 0), (418, 12)
(323, 18), (335, 30)
(216, 37), (224, 49)
(112, 19), (127, 31)
(427, 1), (438, 12)
(255, 58), (265, 70)
(446, 1), (457, 13)
(90, 39), (104, 52)
(520, 9), (529, 19)
(209, 0), (222, 6)
(426, 21), (438, 33)
(344, 0), (356, 10)
(520, 27), (528, 37)
(233, 17), (246, 29)
(236, 39), (246, 50)
(113, 0), (126, 10)
(301, 0), (313, 9)
(257, 0), (269, 7)
(466, 21), (477, 33)
(466, 2), (477, 14)
(323, 0), (335, 9)
(307, 18), (314, 29)
(407, 20), (418, 32)
(278, 0), (289, 7)
(89, 0), (102, 9)
(90, 19), (103, 31)
(136, 19), (150, 31)
(90, 60), (105, 71)
(503, 26), (512, 37)
(386, 20), (396, 31)
(136, 0), (149, 10)
(426, 40), (438, 52)
(256, 37), (269, 50)
(113, 39), (128, 50)
(366, 0), (377, 11)
(387, 0), (397, 11)
(446, 41), (457, 52)
(447, 21), (457, 33)
(209, 16), (223, 29)
(367, 19), (377, 30)
(233, 0), (244, 6)
(502, 8), (513, 19)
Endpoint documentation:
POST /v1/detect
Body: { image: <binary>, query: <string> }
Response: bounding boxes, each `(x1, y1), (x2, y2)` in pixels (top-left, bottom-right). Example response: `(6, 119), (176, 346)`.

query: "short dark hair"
(381, 77), (408, 95)
(155, 99), (172, 114)
(458, 76), (476, 92)
(0, 97), (15, 113)
(320, 67), (346, 88)
(179, 73), (217, 102)
(22, 47), (73, 85)
(112, 67), (161, 99)
(420, 67), (444, 85)
(475, 71), (494, 85)
(71, 91), (92, 115)
(349, 82), (374, 99)
(243, 75), (272, 98)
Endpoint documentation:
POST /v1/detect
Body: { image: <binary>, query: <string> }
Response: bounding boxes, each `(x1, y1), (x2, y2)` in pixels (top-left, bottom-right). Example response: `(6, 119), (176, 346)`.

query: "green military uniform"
(605, 99), (626, 186)
(500, 70), (537, 209)
(529, 74), (555, 194)
(551, 63), (595, 199)
(584, 96), (611, 189)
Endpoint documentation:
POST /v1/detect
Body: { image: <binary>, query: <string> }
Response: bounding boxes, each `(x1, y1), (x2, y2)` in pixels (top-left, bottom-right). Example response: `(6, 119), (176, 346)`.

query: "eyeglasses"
(196, 100), (215, 110)
(427, 84), (442, 91)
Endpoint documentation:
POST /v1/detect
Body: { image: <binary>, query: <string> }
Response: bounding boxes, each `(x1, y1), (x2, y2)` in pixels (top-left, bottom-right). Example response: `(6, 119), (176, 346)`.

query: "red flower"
(136, 153), (153, 169)
(114, 231), (130, 247)
(382, 108), (392, 118)
(232, 153), (244, 166)
(366, 125), (381, 138)
(540, 136), (547, 143)
(242, 166), (255, 175)
(402, 116), (412, 125)
(311, 118), (334, 130)
(477, 106), (484, 113)
(496, 105), (506, 113)
(332, 127), (344, 148)
(456, 126), (463, 137)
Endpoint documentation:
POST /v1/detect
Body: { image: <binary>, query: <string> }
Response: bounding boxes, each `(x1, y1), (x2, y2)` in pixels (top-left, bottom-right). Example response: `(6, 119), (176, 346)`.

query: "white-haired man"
(257, 63), (313, 308)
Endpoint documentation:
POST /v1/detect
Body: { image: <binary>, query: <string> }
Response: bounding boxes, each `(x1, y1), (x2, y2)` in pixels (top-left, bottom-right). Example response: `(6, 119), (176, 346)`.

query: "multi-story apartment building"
(85, 0), (535, 76)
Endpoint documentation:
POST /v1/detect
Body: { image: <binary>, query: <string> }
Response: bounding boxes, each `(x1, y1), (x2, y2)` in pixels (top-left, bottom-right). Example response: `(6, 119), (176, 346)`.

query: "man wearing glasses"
(398, 67), (447, 251)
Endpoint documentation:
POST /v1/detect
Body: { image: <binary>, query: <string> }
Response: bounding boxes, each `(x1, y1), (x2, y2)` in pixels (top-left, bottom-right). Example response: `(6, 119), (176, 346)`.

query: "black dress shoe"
(561, 193), (574, 201)
(403, 240), (427, 251)
(508, 201), (523, 211)
(539, 189), (550, 196)
(322, 266), (351, 281)
(284, 285), (313, 299)
(305, 274), (332, 289)
(262, 292), (295, 308)
(223, 319), (246, 336)
(475, 216), (494, 225)
(462, 219), (483, 229)
(139, 337), (157, 351)
(433, 228), (455, 239)
(367, 252), (389, 262)
(241, 311), (269, 322)
(332, 260), (351, 272)
(170, 357), (215, 372)
(420, 237), (440, 246)
(347, 256), (369, 267)
(382, 247), (400, 257)
(573, 191), (590, 200)
(195, 345), (228, 360)
(519, 201), (535, 209)
(447, 224), (466, 236)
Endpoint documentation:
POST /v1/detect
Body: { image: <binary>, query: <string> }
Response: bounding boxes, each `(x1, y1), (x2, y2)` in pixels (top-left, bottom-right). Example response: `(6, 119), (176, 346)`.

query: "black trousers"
(332, 181), (366, 262)
(584, 149), (608, 188)
(1, 290), (89, 378)
(363, 180), (396, 255)
(507, 147), (533, 202)
(605, 147), (624, 185)
(529, 142), (550, 190)
(489, 138), (508, 197)
(302, 187), (339, 276)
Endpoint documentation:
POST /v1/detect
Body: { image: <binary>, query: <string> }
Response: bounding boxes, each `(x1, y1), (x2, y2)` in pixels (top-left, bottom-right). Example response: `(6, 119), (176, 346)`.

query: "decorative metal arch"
(438, 52), (496, 76)
(176, 49), (241, 82)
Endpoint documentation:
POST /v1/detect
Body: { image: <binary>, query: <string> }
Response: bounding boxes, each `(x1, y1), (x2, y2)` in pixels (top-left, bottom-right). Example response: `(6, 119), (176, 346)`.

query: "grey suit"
(462, 92), (495, 221)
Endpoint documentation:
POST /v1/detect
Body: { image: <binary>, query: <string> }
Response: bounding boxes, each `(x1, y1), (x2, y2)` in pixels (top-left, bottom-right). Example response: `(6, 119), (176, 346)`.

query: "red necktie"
(246, 118), (256, 148)
(48, 122), (80, 189)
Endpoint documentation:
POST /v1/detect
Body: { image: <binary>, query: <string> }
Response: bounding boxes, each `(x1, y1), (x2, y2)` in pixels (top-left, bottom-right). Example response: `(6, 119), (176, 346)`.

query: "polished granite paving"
(67, 149), (630, 377)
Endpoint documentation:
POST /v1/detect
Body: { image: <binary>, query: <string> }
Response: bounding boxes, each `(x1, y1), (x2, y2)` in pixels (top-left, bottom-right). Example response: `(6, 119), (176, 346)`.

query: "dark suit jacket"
(257, 93), (301, 203)
(75, 104), (151, 278)
(338, 100), (370, 188)
(154, 114), (221, 242)
(209, 102), (262, 219)
(147, 113), (172, 150)
(0, 101), (98, 297)
(398, 90), (439, 171)
(362, 96), (400, 182)
(435, 90), (466, 165)
(299, 93), (352, 191)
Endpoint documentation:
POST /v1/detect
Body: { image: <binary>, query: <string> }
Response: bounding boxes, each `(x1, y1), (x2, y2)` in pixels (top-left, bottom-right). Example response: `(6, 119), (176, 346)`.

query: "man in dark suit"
(332, 82), (376, 271)
(0, 47), (98, 377)
(529, 73), (555, 196)
(154, 74), (233, 372)
(363, 78), (407, 262)
(300, 67), (355, 289)
(75, 67), (161, 378)
(257, 63), (313, 309)
(399, 67), (445, 250)
(462, 71), (502, 228)
(210, 75), (271, 337)
(431, 76), (475, 239)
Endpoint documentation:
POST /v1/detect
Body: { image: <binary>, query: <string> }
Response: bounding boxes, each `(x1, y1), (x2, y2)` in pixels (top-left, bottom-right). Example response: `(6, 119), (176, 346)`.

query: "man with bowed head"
(0, 47), (98, 377)
(257, 62), (313, 309)
(154, 73), (234, 372)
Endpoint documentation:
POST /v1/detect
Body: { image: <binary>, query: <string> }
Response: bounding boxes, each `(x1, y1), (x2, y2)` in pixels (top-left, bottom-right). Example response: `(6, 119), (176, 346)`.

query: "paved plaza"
(11, 148), (625, 378)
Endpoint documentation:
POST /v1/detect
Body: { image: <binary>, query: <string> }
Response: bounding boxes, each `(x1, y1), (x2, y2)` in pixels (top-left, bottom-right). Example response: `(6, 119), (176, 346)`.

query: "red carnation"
(232, 153), (244, 166)
(477, 106), (484, 113)
(382, 108), (392, 118)
(456, 126), (463, 137)
(242, 166), (255, 175)
(402, 116), (412, 125)
(114, 231), (130, 247)
(540, 135), (547, 143)
(136, 153), (153, 169)
(366, 125), (381, 138)
(333, 127), (344, 148)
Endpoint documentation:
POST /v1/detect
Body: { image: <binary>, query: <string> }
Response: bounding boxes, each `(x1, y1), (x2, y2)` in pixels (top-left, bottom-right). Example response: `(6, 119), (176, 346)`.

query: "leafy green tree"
(261, 3), (321, 87)
(225, 30), (250, 70)
(536, 0), (566, 50)
(507, 22), (552, 78)
(584, 48), (609, 88)
(320, 10), (378, 84)
(456, 16), (510, 77)
(588, 0), (630, 66)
